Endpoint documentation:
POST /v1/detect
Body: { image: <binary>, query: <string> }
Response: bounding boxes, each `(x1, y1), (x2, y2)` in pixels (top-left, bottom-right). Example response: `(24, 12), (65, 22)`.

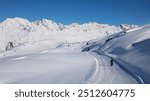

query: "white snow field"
(0, 17), (149, 84)
(0, 47), (137, 84)
(0, 48), (96, 84)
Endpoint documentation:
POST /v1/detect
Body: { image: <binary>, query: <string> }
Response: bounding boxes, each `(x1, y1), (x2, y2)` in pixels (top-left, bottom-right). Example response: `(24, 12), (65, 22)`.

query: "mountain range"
(0, 17), (138, 51)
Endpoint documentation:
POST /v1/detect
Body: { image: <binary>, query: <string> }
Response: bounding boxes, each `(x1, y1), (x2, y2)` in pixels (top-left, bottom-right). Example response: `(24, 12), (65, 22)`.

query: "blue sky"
(0, 0), (149, 25)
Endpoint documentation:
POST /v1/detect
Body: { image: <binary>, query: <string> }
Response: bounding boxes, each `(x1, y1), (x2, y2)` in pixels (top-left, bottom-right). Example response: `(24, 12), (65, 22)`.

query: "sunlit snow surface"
(83, 24), (150, 83)
(0, 48), (96, 84)
(0, 18), (149, 84)
(0, 47), (137, 84)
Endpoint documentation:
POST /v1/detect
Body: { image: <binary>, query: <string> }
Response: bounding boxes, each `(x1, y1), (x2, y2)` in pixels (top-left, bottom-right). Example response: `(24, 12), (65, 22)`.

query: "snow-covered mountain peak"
(83, 22), (100, 25)
(33, 19), (59, 31)
(34, 19), (56, 25)
(2, 17), (29, 26)
(82, 22), (107, 28)
(69, 23), (80, 27)
(0, 17), (31, 32)
(119, 24), (138, 30)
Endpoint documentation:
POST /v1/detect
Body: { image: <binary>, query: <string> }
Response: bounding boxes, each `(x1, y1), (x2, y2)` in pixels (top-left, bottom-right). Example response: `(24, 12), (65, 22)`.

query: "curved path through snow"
(85, 52), (137, 84)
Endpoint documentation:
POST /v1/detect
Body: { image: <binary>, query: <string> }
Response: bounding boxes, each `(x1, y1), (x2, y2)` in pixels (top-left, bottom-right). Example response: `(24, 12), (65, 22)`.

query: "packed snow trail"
(85, 52), (137, 84)
(101, 53), (145, 84)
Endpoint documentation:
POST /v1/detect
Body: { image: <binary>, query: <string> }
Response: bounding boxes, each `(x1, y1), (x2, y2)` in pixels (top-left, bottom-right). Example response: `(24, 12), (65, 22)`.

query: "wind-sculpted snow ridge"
(0, 17), (138, 51)
(82, 24), (150, 84)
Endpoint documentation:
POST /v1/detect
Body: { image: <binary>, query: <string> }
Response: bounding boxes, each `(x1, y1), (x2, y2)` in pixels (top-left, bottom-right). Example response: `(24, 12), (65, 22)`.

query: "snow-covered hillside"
(1, 17), (149, 84)
(83, 24), (150, 83)
(0, 17), (138, 51)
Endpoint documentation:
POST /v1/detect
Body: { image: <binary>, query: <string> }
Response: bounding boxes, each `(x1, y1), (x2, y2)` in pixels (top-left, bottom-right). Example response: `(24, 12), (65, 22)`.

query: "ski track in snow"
(85, 52), (137, 84)
(86, 52), (112, 83)
(137, 75), (144, 84)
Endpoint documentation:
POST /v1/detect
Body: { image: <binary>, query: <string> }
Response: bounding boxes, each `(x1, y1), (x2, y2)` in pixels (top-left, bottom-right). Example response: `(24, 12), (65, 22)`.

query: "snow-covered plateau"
(0, 17), (149, 84)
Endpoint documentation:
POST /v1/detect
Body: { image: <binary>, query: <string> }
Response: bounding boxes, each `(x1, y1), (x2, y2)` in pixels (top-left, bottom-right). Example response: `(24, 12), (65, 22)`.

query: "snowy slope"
(83, 24), (150, 83)
(0, 46), (137, 84)
(0, 17), (145, 84)
(0, 48), (96, 84)
(85, 52), (137, 84)
(0, 17), (124, 51)
(119, 24), (138, 30)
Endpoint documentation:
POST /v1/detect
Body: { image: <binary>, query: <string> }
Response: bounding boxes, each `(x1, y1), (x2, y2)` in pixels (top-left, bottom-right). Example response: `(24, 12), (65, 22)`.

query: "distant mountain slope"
(0, 17), (137, 51)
